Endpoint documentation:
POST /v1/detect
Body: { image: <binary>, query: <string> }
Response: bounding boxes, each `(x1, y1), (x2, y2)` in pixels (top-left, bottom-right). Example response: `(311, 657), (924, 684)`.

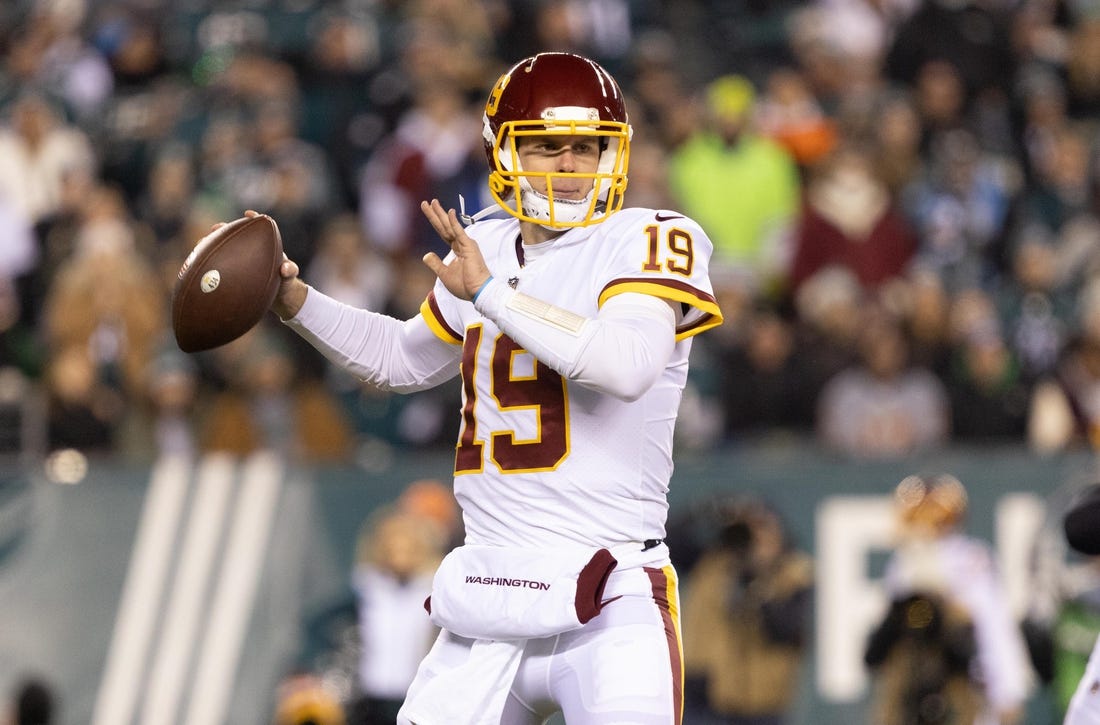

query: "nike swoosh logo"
(654, 212), (684, 222)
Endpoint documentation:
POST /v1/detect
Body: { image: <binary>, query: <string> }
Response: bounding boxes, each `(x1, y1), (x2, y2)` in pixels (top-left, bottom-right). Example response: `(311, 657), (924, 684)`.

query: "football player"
(270, 52), (722, 723)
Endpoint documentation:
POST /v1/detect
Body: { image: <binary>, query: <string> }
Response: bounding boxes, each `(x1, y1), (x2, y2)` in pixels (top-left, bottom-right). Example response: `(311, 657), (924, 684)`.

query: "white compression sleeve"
(474, 279), (677, 401)
(283, 287), (461, 392)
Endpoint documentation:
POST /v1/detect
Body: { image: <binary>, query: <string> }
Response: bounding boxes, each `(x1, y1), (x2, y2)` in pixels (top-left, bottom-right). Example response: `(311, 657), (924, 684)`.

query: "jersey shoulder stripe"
(420, 291), (463, 345)
(677, 311), (722, 338)
(599, 278), (723, 340)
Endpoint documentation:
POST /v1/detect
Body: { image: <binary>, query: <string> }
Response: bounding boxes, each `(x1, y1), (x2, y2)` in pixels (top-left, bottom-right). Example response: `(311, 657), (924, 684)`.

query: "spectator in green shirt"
(669, 74), (801, 299)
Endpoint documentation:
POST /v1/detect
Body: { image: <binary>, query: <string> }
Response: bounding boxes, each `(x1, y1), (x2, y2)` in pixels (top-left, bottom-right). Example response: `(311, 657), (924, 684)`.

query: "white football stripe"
(183, 452), (284, 725)
(91, 455), (192, 725)
(139, 454), (236, 725)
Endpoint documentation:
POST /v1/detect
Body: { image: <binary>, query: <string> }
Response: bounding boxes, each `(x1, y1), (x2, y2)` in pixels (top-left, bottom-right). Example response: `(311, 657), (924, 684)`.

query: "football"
(172, 214), (284, 353)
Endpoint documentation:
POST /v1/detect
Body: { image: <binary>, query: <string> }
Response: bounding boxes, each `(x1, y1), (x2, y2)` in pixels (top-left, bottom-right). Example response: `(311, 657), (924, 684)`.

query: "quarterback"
(271, 52), (722, 724)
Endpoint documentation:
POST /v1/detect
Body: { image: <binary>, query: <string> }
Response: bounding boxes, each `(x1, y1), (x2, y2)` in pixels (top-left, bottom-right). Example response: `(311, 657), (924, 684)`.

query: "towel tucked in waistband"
(425, 544), (618, 641)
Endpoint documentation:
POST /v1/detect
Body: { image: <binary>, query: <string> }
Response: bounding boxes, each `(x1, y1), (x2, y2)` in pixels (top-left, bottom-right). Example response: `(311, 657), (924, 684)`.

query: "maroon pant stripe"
(645, 565), (683, 724)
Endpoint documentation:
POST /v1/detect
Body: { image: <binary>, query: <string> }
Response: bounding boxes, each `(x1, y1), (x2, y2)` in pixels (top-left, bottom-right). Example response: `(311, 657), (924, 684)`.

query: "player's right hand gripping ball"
(171, 214), (284, 353)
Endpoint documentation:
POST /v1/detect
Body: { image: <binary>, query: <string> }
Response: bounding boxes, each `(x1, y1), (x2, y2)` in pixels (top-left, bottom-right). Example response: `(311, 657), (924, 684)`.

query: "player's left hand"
(420, 199), (492, 301)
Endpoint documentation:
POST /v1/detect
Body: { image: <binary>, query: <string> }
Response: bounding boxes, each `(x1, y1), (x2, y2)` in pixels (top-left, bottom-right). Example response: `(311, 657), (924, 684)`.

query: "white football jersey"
(419, 208), (722, 549)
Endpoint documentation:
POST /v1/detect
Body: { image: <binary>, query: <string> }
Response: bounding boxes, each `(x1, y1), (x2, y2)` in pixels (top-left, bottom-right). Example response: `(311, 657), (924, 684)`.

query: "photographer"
(681, 496), (813, 725)
(864, 475), (1030, 725)
(864, 591), (978, 725)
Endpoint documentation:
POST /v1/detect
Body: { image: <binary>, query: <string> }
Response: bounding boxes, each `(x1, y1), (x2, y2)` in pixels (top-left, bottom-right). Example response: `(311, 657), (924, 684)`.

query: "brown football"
(171, 214), (284, 353)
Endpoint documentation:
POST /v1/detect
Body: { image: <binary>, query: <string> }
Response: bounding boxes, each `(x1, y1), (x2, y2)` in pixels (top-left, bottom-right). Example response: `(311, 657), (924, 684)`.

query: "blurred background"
(3, 0), (1100, 723)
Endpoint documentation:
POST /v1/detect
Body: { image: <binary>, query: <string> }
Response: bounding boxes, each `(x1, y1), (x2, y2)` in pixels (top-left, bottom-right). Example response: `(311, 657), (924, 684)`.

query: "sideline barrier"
(0, 444), (1093, 724)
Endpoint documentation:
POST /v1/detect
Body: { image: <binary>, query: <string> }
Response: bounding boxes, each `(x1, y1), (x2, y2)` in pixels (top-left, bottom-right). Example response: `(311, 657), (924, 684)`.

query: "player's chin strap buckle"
(458, 194), (500, 227)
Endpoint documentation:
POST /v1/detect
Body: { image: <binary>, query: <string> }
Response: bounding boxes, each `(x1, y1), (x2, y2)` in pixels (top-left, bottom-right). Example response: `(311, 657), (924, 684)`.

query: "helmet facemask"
(484, 111), (631, 229)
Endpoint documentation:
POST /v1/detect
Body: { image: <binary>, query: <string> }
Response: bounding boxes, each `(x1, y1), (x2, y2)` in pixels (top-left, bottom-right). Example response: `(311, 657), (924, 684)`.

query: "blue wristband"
(472, 276), (493, 302)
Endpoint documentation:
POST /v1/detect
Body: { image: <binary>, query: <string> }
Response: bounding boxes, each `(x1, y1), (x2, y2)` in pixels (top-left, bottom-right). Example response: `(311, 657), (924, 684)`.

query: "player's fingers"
(420, 200), (452, 242)
(445, 209), (468, 244)
(209, 222), (227, 232)
(422, 252), (445, 274)
(425, 199), (470, 249)
(422, 199), (448, 225)
(280, 259), (300, 279)
(432, 205), (472, 254)
(244, 209), (261, 218)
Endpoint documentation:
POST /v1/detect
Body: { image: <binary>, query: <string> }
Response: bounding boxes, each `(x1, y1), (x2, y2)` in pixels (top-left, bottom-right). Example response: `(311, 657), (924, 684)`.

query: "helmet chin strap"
(518, 178), (604, 230)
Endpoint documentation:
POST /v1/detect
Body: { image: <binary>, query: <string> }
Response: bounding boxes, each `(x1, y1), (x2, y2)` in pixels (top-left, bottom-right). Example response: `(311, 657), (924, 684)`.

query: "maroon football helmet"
(481, 52), (632, 228)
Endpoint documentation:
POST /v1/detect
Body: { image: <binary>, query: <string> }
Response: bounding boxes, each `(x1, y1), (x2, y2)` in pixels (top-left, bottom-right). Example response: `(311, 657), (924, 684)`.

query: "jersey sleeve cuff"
(472, 276), (513, 319)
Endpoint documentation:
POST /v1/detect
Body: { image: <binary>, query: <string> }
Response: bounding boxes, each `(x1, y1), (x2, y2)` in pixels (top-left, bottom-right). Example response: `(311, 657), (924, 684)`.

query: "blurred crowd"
(4, 0), (1100, 466)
